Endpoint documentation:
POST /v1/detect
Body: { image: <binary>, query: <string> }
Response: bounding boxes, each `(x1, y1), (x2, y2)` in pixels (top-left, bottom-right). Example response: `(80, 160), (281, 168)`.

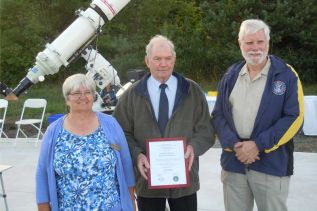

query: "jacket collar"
(223, 55), (289, 138)
(134, 72), (190, 97)
(134, 71), (190, 114)
(227, 55), (288, 89)
(268, 55), (289, 75)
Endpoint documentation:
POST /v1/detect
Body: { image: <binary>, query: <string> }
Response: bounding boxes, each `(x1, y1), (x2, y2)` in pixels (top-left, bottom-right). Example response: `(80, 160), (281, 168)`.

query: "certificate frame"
(146, 137), (190, 189)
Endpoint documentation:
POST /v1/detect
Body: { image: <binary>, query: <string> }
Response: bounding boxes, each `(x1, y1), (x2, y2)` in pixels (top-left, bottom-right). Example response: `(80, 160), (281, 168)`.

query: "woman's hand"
(38, 203), (50, 211)
(129, 187), (137, 211)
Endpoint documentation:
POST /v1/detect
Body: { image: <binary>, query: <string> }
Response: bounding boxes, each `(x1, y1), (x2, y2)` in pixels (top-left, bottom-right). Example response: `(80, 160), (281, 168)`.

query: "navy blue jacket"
(212, 55), (304, 176)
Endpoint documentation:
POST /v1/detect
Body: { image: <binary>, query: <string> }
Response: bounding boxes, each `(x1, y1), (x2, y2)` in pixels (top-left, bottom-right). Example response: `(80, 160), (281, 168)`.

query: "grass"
(303, 83), (317, 95)
(2, 81), (317, 124)
(4, 82), (66, 123)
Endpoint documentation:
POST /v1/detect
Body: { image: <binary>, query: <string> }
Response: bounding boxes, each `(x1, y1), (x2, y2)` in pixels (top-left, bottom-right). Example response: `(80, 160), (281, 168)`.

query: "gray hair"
(62, 73), (96, 99)
(146, 35), (176, 57)
(238, 19), (270, 41)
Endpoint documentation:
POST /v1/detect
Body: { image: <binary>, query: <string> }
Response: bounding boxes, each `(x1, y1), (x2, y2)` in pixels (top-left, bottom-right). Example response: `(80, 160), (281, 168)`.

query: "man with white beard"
(211, 19), (304, 211)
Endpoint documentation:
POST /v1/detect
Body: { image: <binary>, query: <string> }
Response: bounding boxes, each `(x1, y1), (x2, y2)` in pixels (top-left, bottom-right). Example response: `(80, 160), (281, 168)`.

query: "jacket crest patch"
(272, 80), (286, 95)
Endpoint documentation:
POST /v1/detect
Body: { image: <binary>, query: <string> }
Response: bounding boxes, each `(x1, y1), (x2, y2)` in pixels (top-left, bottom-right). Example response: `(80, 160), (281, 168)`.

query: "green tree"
(97, 0), (204, 81)
(1, 0), (316, 88)
(0, 0), (88, 86)
(1, 0), (45, 85)
(200, 0), (317, 82)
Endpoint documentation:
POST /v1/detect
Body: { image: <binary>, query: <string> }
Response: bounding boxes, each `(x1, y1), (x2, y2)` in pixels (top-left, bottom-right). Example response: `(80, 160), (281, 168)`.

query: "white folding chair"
(15, 98), (47, 146)
(0, 99), (8, 139)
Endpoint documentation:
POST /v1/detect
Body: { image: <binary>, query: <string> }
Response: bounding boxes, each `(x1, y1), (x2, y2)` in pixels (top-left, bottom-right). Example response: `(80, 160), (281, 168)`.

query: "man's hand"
(185, 145), (195, 171)
(234, 141), (260, 164)
(137, 153), (150, 180)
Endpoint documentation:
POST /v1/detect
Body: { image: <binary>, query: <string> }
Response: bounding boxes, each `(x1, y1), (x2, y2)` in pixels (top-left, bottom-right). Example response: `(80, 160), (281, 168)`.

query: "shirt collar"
(261, 57), (271, 76)
(239, 57), (271, 77)
(149, 75), (176, 90)
(148, 76), (161, 90)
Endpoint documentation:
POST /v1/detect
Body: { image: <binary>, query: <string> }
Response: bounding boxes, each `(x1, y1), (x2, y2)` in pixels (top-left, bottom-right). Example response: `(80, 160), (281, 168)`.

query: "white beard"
(242, 50), (268, 65)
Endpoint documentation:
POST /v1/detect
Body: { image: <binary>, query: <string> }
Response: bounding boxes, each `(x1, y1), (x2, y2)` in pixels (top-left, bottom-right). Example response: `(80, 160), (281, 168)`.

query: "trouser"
(137, 193), (197, 211)
(221, 169), (290, 211)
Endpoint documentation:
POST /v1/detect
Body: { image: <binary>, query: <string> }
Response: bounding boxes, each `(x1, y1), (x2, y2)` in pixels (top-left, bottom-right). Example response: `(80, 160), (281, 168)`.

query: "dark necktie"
(158, 83), (168, 134)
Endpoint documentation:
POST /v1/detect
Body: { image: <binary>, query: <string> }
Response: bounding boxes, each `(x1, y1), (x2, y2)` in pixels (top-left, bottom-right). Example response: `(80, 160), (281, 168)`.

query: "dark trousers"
(137, 193), (197, 211)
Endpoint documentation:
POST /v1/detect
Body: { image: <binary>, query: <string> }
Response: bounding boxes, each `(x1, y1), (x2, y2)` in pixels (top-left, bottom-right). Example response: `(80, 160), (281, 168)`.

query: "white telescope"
(10, 0), (130, 98)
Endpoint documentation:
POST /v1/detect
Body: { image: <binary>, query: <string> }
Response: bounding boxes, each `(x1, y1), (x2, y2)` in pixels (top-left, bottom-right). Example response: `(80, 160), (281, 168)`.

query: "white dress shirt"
(147, 75), (177, 120)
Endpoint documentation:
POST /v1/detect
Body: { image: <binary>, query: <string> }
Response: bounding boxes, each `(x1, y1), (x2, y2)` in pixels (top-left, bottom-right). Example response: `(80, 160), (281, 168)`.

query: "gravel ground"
(293, 133), (317, 152)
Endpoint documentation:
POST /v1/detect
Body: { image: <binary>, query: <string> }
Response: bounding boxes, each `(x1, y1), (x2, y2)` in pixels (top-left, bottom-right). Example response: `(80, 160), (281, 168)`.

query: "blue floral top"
(54, 126), (120, 210)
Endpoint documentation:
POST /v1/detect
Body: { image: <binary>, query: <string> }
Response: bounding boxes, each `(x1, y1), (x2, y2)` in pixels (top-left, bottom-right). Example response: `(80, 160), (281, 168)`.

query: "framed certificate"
(146, 137), (190, 189)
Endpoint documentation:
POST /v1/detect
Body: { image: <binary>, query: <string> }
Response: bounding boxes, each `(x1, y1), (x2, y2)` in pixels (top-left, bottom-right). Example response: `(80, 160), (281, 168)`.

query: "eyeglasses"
(68, 91), (93, 99)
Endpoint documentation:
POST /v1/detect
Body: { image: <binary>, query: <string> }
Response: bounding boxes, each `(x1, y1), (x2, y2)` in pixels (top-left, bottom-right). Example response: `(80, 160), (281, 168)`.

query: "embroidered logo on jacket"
(272, 81), (286, 95)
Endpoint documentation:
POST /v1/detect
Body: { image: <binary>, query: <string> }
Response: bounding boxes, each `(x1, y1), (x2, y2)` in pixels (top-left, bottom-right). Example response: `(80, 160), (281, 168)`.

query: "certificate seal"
(158, 175), (164, 182)
(173, 176), (179, 182)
